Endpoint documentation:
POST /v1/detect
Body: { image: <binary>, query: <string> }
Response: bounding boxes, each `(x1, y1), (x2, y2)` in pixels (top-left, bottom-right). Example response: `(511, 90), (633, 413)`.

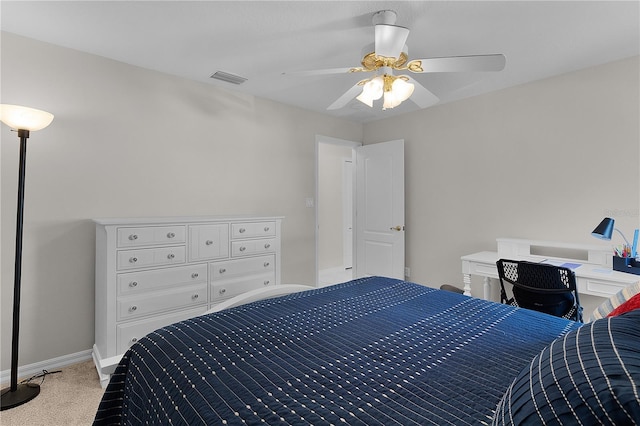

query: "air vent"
(209, 71), (247, 85)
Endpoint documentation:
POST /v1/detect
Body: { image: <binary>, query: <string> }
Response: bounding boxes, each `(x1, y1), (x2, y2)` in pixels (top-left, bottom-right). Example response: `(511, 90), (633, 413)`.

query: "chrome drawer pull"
(167, 232), (175, 238)
(128, 234), (138, 241)
(129, 281), (138, 288)
(239, 246), (246, 252)
(239, 228), (246, 233)
(167, 253), (175, 259)
(264, 262), (270, 267)
(129, 257), (138, 263)
(264, 243), (271, 249)
(263, 280), (270, 286)
(219, 268), (226, 274)
(219, 288), (226, 295)
(264, 226), (270, 232)
(129, 305), (137, 312)
(192, 294), (199, 300)
(191, 273), (199, 279)
(205, 240), (213, 246)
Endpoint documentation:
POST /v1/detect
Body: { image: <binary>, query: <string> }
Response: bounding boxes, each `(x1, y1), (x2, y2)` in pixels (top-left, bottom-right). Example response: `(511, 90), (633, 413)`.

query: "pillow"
(590, 280), (640, 321)
(608, 292), (640, 317)
(492, 309), (640, 425)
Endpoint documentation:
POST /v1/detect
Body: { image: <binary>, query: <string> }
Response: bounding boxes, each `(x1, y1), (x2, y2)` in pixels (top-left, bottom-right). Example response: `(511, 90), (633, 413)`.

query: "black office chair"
(496, 259), (583, 322)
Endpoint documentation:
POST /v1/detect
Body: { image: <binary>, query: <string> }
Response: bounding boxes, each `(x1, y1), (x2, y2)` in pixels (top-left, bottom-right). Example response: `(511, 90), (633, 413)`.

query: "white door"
(342, 159), (353, 269)
(355, 140), (405, 279)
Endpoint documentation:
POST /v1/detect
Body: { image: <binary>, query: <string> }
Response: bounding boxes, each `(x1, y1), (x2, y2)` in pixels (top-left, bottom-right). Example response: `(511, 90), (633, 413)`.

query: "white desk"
(461, 238), (639, 300)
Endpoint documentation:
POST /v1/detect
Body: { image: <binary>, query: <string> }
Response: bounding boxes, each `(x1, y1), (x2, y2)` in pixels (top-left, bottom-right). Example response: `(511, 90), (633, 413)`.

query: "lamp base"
(0, 383), (40, 411)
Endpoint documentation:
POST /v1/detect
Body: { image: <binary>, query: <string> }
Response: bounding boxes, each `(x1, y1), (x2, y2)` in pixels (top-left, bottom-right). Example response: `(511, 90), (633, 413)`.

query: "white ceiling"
(1, 1), (639, 123)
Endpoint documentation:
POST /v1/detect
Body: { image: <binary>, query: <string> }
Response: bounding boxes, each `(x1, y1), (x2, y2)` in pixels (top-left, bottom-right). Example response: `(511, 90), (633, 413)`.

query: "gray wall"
(0, 32), (362, 370)
(363, 56), (640, 311)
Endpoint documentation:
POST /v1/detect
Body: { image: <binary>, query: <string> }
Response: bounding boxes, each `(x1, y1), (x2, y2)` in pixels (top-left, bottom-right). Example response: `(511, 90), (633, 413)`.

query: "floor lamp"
(0, 104), (54, 411)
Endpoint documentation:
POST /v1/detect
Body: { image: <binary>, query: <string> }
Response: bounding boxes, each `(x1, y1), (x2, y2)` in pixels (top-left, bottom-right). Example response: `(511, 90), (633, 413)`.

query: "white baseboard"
(0, 349), (93, 386)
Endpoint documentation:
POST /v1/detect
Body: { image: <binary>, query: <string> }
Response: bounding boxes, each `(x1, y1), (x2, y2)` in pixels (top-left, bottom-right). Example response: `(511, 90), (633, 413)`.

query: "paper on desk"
(560, 262), (582, 270)
(541, 259), (582, 270)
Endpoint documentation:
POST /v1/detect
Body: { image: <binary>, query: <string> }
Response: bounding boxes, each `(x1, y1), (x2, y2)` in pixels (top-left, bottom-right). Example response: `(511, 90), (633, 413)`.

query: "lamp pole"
(1, 129), (41, 410)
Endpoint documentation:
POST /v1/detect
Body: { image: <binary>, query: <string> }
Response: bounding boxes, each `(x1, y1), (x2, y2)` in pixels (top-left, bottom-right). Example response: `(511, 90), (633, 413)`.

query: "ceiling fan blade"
(374, 24), (410, 58)
(408, 54), (506, 73)
(405, 76), (439, 108)
(327, 83), (364, 110)
(284, 67), (356, 77)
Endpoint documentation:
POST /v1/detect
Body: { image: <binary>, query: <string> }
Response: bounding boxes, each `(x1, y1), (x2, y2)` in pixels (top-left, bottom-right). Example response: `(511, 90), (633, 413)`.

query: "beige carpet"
(0, 360), (105, 425)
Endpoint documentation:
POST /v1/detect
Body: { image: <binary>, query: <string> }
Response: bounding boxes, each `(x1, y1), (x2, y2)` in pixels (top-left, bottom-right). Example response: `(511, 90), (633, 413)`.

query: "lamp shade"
(391, 77), (414, 102)
(382, 91), (398, 109)
(0, 104), (54, 132)
(591, 217), (615, 240)
(382, 76), (414, 109)
(356, 76), (384, 107)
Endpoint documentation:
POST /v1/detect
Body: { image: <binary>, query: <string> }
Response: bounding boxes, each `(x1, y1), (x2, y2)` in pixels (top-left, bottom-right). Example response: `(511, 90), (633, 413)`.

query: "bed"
(93, 276), (640, 425)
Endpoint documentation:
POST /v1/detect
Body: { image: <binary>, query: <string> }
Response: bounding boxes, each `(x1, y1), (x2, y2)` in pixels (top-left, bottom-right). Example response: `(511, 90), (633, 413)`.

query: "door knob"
(390, 225), (404, 231)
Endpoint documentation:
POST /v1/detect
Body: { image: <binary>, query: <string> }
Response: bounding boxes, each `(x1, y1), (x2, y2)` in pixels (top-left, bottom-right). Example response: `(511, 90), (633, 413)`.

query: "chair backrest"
(496, 259), (582, 322)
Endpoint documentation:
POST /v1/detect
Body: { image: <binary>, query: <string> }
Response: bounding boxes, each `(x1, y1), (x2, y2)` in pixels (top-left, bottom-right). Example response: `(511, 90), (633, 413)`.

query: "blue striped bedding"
(94, 276), (582, 425)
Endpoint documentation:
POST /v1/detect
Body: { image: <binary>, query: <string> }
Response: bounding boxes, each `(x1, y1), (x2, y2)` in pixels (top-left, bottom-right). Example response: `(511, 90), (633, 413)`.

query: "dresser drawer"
(211, 274), (275, 302)
(231, 238), (276, 257)
(231, 222), (276, 239)
(117, 264), (207, 296)
(117, 225), (185, 248)
(117, 246), (186, 270)
(117, 283), (207, 321)
(116, 306), (207, 354)
(211, 255), (275, 281)
(189, 224), (229, 262)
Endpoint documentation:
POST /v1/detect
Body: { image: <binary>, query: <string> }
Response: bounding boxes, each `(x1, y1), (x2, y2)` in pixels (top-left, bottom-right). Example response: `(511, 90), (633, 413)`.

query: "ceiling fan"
(289, 10), (506, 111)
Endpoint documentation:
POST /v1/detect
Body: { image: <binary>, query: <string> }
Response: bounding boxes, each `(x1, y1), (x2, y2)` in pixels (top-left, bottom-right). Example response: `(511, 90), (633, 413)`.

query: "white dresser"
(92, 216), (282, 387)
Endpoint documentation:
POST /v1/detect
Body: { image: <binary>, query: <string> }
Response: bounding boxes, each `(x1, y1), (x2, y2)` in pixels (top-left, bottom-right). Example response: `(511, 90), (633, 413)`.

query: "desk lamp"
(0, 104), (54, 410)
(591, 217), (638, 258)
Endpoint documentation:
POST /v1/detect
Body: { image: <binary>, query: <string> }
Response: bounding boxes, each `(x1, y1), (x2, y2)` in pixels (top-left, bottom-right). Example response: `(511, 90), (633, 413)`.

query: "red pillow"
(608, 292), (640, 317)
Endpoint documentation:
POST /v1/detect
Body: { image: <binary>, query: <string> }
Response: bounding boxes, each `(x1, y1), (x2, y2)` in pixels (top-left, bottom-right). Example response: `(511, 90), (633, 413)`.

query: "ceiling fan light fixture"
(356, 91), (374, 108)
(380, 75), (414, 109)
(357, 74), (414, 109)
(383, 91), (401, 109)
(356, 76), (384, 107)
(392, 77), (414, 102)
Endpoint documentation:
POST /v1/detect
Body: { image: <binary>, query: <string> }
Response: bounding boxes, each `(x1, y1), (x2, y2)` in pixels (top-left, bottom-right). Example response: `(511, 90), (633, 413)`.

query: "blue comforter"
(94, 276), (580, 425)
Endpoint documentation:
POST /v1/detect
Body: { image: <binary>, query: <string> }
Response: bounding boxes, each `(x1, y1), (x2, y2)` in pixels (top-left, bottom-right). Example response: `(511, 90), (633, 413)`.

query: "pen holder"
(613, 256), (640, 275)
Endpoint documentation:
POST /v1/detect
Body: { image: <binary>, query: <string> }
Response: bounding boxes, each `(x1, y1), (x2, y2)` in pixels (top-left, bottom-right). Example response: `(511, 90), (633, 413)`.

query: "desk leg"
(483, 277), (493, 301)
(463, 274), (472, 296)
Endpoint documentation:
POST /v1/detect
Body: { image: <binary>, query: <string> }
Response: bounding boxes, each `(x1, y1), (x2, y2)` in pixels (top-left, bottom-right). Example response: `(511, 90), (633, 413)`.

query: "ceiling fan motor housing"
(372, 10), (397, 26)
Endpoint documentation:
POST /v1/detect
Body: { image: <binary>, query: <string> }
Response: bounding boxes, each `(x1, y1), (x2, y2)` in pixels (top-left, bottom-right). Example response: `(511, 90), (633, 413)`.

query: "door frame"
(315, 135), (361, 286)
(342, 157), (353, 270)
